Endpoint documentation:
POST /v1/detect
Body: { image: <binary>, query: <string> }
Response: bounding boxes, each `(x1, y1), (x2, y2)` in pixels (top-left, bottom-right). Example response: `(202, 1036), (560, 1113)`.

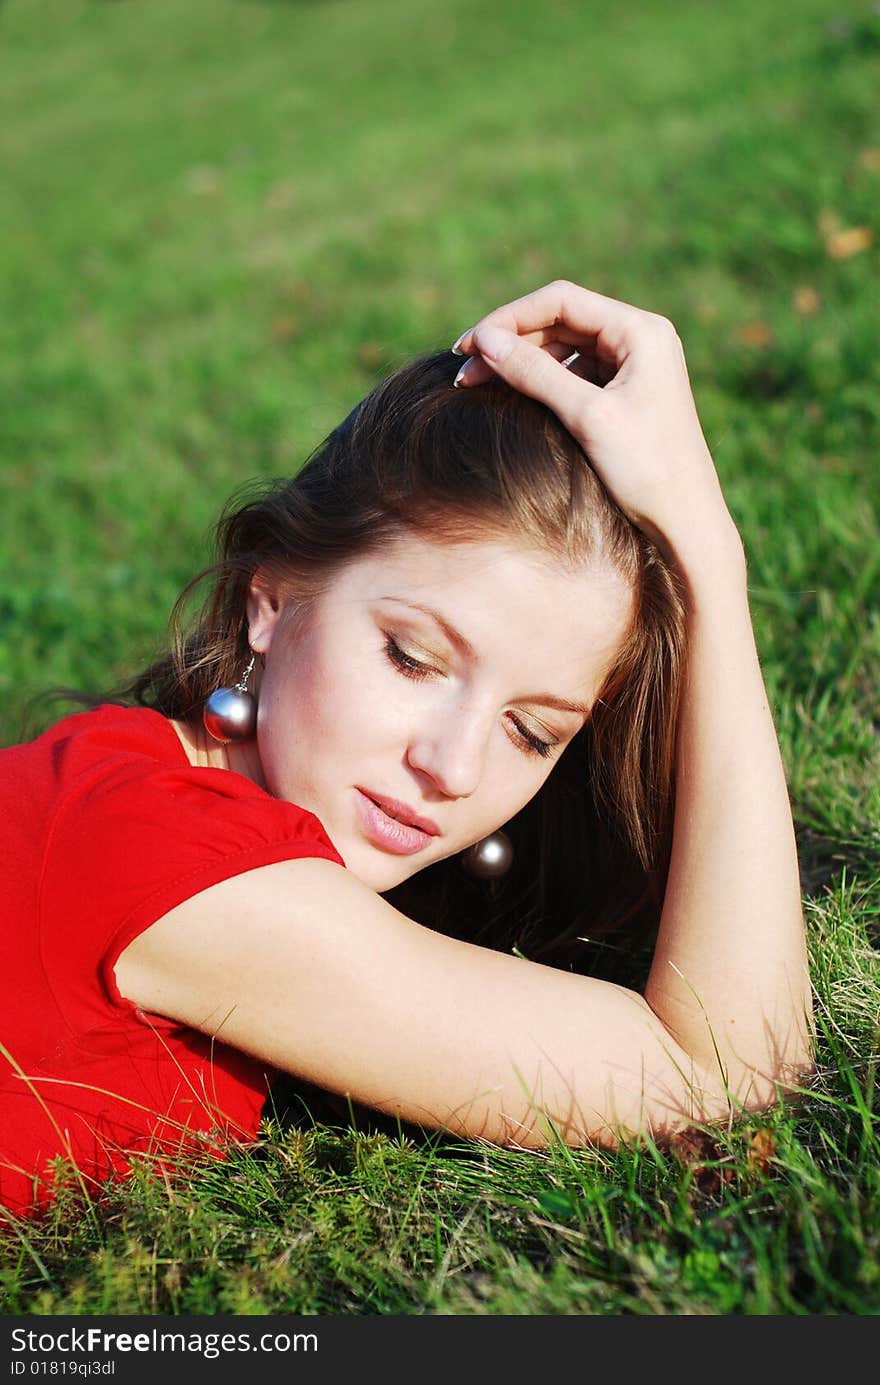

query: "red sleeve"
(38, 748), (345, 1036)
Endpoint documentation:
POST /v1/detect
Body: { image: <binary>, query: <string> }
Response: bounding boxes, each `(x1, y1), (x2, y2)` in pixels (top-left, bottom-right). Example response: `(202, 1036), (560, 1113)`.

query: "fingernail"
(473, 324), (516, 363)
(452, 358), (472, 387)
(451, 333), (468, 356)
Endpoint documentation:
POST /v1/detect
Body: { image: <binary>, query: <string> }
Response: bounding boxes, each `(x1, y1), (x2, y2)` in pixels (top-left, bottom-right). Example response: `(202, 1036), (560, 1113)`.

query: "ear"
(246, 570), (285, 655)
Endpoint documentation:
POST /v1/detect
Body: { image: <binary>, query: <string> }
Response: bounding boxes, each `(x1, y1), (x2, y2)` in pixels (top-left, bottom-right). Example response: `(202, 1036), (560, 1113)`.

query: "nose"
(405, 703), (490, 800)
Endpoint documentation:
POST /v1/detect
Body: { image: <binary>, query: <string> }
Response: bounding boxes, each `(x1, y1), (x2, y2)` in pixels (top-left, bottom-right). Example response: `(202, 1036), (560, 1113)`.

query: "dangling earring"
(203, 654), (257, 743)
(460, 830), (514, 880)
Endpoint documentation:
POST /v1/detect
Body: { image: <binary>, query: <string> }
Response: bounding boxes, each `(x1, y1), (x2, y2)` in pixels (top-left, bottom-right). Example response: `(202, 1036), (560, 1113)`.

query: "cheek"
(479, 744), (555, 827)
(260, 639), (391, 767)
(266, 672), (339, 754)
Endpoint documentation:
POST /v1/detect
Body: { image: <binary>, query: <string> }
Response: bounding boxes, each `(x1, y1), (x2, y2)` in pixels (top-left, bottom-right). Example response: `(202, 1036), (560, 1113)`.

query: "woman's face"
(246, 531), (633, 892)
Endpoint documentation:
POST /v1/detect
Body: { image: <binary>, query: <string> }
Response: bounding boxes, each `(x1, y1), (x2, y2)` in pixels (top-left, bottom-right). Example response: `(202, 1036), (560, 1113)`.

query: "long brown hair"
(125, 351), (686, 967)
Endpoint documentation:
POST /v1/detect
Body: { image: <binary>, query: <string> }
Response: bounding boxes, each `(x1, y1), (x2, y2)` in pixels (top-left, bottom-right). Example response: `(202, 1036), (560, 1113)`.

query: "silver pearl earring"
(203, 654), (257, 743)
(460, 830), (514, 880)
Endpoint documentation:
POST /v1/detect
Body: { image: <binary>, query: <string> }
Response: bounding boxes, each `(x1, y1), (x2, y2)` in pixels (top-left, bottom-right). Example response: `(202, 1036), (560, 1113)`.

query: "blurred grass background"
(1, 0), (879, 1314)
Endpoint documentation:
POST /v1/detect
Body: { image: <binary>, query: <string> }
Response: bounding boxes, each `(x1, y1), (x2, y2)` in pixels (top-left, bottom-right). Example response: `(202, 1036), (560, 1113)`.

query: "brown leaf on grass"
(669, 1127), (734, 1195)
(858, 148), (880, 172)
(793, 284), (822, 316)
(184, 165), (223, 197)
(825, 226), (873, 259)
(817, 208), (842, 237)
(411, 283), (443, 311)
(357, 341), (387, 370)
(734, 321), (773, 348)
(270, 315), (300, 345)
(747, 1128), (776, 1175)
(670, 1127), (717, 1164)
(266, 181), (296, 211)
(283, 278), (317, 305)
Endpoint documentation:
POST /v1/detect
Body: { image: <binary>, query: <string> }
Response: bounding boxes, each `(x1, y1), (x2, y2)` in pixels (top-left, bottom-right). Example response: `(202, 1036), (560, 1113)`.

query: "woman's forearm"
(451, 282), (816, 1117)
(644, 524), (814, 1103)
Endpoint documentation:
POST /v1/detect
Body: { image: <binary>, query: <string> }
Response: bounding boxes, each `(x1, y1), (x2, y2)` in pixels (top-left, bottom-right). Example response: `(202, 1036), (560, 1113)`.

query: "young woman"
(0, 281), (814, 1217)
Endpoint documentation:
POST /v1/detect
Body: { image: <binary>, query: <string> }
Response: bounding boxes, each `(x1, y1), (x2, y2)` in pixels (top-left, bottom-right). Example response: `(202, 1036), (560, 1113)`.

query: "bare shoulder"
(115, 857), (743, 1149)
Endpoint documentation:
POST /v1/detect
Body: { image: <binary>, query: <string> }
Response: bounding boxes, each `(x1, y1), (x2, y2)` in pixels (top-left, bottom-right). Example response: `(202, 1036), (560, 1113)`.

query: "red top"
(0, 704), (345, 1215)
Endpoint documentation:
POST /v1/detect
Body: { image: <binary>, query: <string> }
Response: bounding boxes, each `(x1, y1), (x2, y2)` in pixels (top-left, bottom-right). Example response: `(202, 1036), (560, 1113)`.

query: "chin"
(343, 847), (427, 895)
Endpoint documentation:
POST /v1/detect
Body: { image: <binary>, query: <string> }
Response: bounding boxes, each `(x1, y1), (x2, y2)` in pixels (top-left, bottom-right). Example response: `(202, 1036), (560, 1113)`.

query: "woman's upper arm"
(113, 858), (767, 1149)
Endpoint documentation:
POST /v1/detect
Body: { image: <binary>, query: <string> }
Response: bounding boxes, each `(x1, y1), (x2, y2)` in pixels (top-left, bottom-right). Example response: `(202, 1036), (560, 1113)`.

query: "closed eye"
(384, 634), (439, 680)
(506, 714), (554, 758)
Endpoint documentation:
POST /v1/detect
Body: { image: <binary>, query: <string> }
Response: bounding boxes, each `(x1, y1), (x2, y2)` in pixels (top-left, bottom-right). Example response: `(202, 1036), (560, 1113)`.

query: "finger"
(453, 280), (646, 364)
(453, 337), (579, 389)
(459, 323), (604, 437)
(453, 323), (588, 357)
(453, 355), (496, 388)
(453, 280), (633, 346)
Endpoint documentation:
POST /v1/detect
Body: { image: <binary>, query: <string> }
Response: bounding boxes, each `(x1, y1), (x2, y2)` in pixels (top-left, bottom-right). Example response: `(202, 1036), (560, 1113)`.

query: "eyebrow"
(379, 597), (592, 722)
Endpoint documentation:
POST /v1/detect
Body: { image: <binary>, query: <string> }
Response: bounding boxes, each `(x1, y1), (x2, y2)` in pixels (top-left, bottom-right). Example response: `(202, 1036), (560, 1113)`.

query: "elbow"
(738, 1049), (817, 1118)
(691, 1043), (817, 1136)
(731, 1011), (818, 1117)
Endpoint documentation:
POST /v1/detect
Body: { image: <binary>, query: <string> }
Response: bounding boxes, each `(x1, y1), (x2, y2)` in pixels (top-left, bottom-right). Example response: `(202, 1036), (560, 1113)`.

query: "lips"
(358, 790), (440, 837)
(354, 789), (441, 857)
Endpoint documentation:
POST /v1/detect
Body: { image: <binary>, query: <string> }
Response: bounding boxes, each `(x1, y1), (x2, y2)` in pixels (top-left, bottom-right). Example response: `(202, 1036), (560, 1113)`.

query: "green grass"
(1, 0), (879, 1315)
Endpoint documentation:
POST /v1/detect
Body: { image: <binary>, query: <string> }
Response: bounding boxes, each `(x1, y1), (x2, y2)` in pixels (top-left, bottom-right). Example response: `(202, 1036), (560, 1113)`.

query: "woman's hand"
(452, 280), (742, 574)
